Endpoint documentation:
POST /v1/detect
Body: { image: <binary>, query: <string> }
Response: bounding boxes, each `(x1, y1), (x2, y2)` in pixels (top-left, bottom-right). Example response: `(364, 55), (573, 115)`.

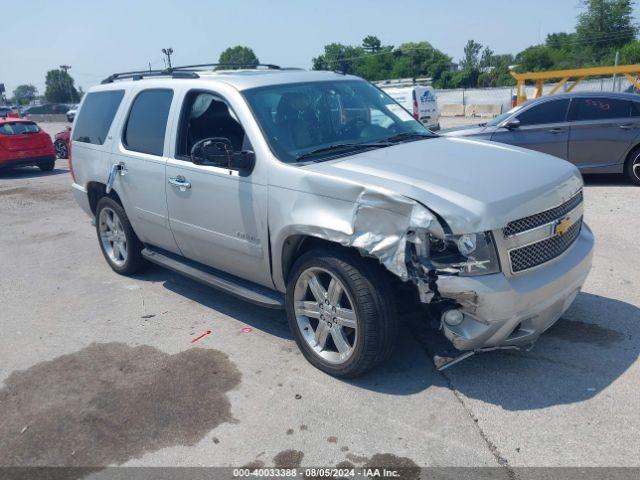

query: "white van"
(379, 85), (440, 131)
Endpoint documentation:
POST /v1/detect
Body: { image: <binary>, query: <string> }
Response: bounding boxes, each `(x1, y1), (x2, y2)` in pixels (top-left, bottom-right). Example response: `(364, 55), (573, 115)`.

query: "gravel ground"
(0, 122), (638, 474)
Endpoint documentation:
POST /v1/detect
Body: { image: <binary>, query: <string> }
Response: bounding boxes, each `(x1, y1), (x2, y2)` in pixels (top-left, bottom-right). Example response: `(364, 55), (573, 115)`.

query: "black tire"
(38, 158), (55, 171)
(625, 148), (640, 186)
(285, 247), (398, 378)
(95, 196), (147, 275)
(54, 140), (68, 159)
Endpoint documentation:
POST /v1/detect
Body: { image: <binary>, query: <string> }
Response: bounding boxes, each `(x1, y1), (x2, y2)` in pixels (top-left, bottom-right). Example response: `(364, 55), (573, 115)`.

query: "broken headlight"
(425, 231), (500, 276)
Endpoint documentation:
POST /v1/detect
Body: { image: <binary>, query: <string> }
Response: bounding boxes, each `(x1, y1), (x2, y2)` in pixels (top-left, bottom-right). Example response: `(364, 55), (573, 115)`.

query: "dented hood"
(305, 137), (583, 234)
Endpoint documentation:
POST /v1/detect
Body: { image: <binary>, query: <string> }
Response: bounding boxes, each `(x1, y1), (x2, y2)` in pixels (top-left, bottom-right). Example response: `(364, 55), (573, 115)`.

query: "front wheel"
(95, 196), (147, 275)
(285, 248), (398, 378)
(54, 140), (68, 159)
(625, 149), (640, 186)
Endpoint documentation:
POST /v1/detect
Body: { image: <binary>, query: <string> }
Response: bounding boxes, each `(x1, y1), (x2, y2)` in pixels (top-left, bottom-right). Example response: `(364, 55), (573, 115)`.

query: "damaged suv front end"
(245, 75), (593, 370)
(408, 189), (593, 365)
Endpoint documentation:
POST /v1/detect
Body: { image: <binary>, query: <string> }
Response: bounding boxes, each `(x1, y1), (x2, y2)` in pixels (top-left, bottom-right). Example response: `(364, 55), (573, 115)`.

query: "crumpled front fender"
(270, 182), (442, 291)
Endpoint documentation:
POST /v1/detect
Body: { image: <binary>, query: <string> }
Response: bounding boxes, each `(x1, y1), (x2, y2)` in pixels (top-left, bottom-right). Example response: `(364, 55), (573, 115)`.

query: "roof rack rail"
(101, 63), (283, 84)
(101, 69), (199, 84)
(168, 63), (281, 71)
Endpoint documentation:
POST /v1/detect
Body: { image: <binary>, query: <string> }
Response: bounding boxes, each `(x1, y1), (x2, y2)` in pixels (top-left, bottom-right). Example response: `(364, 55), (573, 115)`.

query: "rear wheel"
(286, 247), (398, 378)
(625, 148), (640, 186)
(38, 158), (55, 171)
(95, 196), (147, 275)
(54, 140), (68, 159)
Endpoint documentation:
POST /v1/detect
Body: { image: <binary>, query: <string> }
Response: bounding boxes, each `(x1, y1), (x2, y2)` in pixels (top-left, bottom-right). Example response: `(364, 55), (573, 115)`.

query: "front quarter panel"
(268, 161), (440, 291)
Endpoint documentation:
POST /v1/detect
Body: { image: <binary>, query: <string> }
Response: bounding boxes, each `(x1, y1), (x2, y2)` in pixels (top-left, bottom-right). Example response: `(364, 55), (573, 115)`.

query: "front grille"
(509, 218), (582, 273)
(503, 190), (583, 237)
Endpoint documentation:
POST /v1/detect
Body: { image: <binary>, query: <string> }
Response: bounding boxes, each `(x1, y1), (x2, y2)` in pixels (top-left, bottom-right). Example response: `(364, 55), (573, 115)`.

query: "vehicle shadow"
(130, 265), (638, 405)
(582, 173), (635, 186)
(134, 264), (292, 340)
(0, 165), (69, 179)
(412, 291), (639, 410)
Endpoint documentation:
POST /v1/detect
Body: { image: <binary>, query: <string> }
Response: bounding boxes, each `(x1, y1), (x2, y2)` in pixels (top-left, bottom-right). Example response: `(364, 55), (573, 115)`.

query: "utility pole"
(161, 48), (173, 69)
(613, 51), (620, 92)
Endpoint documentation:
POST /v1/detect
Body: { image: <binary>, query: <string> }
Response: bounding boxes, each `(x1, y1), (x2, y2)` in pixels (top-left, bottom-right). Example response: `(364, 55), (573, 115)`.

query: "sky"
(2, 0), (639, 97)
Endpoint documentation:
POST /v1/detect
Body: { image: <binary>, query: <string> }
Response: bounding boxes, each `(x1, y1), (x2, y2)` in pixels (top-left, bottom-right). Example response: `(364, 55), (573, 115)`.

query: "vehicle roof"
(0, 117), (34, 124)
(523, 90), (640, 105)
(90, 69), (361, 93)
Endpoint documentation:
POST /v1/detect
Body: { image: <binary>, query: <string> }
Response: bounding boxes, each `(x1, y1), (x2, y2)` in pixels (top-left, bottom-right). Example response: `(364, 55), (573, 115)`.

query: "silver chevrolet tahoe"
(70, 65), (593, 377)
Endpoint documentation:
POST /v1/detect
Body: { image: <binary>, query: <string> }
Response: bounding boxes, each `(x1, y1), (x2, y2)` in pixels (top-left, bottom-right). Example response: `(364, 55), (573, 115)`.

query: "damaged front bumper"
(420, 223), (594, 352)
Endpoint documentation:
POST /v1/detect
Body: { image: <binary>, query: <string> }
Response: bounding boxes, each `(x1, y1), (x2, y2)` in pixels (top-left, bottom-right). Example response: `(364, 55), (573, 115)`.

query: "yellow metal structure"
(511, 64), (640, 105)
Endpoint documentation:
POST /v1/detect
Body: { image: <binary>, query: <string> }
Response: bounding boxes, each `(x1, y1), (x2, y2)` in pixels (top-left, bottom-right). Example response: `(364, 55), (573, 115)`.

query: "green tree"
(620, 39), (640, 62)
(355, 47), (395, 80)
(390, 42), (451, 81)
(312, 43), (365, 74)
(362, 35), (382, 53)
(576, 0), (637, 59)
(460, 40), (482, 70)
(12, 84), (38, 105)
(217, 46), (259, 69)
(44, 69), (79, 103)
(515, 45), (555, 72)
(546, 32), (577, 50)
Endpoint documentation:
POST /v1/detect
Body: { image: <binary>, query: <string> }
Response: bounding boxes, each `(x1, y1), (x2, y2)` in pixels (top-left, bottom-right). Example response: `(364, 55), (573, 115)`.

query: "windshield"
(485, 105), (523, 126)
(243, 80), (434, 163)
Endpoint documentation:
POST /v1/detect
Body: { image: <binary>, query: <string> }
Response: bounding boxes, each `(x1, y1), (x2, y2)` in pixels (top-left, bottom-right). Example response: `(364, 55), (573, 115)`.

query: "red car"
(54, 127), (71, 159)
(0, 118), (56, 171)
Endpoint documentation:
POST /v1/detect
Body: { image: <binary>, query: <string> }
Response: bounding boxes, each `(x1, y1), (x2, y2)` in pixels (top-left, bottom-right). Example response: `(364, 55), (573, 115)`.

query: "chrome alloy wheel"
(98, 207), (127, 267)
(293, 267), (358, 364)
(54, 140), (67, 159)
(634, 155), (640, 182)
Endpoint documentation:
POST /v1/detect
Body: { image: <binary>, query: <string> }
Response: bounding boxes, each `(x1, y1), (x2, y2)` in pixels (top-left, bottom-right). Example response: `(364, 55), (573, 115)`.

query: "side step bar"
(142, 247), (285, 309)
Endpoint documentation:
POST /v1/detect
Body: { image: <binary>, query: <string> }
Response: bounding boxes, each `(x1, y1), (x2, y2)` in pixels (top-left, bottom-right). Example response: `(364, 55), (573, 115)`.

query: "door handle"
(168, 176), (191, 191)
(548, 128), (565, 134)
(619, 123), (634, 130)
(105, 162), (127, 194)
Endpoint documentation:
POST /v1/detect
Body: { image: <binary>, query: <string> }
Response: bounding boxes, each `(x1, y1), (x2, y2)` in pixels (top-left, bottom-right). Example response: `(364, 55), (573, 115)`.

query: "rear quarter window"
(570, 97), (631, 121)
(73, 90), (125, 145)
(122, 89), (173, 156)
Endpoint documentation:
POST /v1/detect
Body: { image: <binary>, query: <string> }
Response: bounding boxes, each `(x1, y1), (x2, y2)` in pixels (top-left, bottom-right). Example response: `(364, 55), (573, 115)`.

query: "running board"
(142, 247), (285, 309)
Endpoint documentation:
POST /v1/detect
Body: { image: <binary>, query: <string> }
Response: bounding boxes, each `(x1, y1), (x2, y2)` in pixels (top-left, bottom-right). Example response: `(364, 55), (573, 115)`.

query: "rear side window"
(570, 97), (630, 121)
(73, 90), (124, 145)
(123, 89), (173, 156)
(516, 99), (569, 126)
(0, 122), (40, 135)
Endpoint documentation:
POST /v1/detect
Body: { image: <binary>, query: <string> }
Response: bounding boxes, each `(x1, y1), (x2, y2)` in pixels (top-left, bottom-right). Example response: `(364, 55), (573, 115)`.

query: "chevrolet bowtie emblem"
(554, 217), (573, 236)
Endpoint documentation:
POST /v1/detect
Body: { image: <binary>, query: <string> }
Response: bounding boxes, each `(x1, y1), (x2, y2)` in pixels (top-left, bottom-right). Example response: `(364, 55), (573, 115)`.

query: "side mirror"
(500, 118), (520, 130)
(191, 137), (255, 172)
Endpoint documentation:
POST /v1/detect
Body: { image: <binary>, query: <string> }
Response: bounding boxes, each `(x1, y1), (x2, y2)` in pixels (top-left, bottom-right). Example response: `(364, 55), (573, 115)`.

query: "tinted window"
(516, 99), (569, 126)
(123, 89), (173, 156)
(571, 97), (630, 121)
(73, 91), (124, 145)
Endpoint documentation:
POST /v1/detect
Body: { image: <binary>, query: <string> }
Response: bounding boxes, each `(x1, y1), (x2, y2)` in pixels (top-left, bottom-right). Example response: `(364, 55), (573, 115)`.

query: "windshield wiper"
(295, 142), (390, 162)
(377, 131), (434, 144)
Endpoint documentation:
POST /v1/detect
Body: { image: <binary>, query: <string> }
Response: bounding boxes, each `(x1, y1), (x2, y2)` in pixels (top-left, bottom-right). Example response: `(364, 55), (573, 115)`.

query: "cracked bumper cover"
(430, 223), (594, 351)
